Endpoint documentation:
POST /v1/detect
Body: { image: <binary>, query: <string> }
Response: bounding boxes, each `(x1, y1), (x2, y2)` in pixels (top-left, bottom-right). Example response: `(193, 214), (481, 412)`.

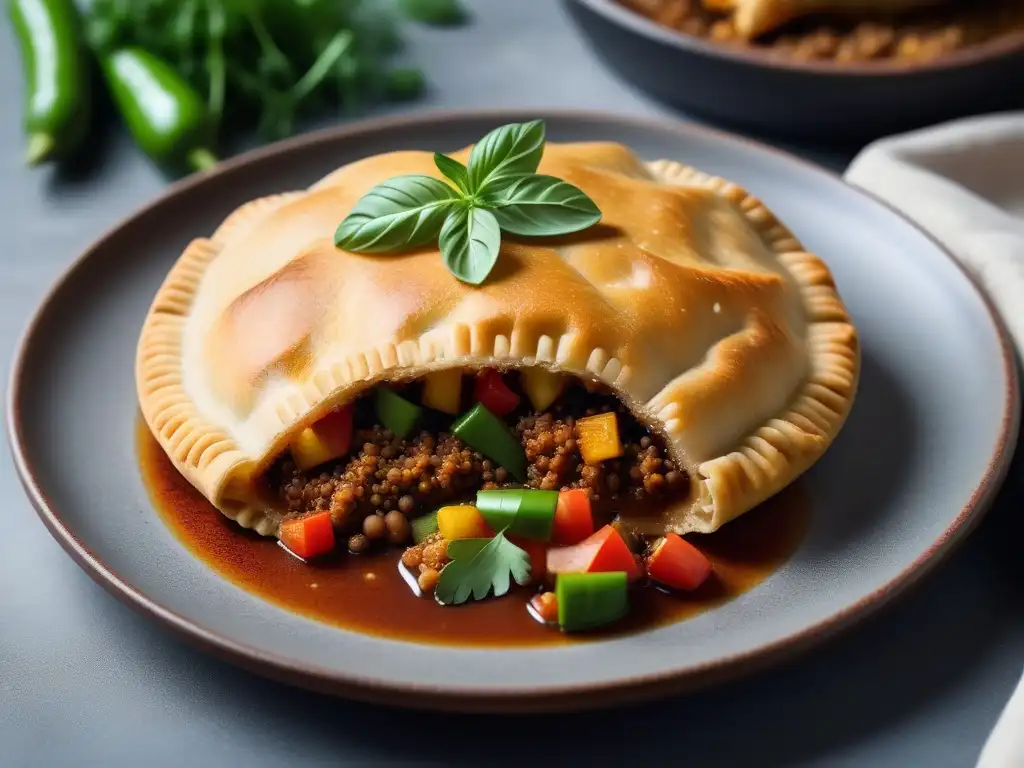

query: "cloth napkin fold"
(844, 112), (1024, 768)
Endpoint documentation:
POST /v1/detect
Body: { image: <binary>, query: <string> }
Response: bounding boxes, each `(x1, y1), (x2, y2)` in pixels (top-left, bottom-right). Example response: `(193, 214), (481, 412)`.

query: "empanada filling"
(261, 368), (712, 631)
(267, 369), (688, 531)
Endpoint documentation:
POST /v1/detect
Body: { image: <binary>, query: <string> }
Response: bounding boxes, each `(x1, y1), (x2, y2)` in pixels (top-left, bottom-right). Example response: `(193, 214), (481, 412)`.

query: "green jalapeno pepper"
(7, 0), (92, 165)
(100, 47), (217, 173)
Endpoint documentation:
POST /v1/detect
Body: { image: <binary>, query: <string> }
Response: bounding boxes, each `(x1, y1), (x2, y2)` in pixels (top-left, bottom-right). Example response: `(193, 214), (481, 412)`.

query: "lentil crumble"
(267, 379), (689, 538)
(617, 0), (1024, 63)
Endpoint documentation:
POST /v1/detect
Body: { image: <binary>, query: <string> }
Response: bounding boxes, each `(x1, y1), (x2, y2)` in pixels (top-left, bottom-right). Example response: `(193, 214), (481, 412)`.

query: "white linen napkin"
(844, 113), (1024, 768)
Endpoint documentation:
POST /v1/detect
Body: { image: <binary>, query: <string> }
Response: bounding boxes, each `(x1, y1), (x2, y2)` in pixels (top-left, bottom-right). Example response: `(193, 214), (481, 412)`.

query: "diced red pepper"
(646, 533), (712, 591)
(279, 511), (336, 560)
(552, 489), (595, 546)
(546, 525), (642, 581)
(473, 369), (520, 416)
(320, 405), (354, 440)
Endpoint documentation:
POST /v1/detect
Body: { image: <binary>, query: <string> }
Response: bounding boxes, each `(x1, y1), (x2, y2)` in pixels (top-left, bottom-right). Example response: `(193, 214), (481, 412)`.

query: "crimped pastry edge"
(648, 159), (858, 532)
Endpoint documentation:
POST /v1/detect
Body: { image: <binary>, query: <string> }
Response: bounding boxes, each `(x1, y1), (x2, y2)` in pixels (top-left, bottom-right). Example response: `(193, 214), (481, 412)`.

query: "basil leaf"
(434, 152), (471, 195)
(482, 174), (602, 237)
(334, 175), (458, 253)
(468, 120), (545, 193)
(435, 531), (532, 606)
(439, 205), (501, 285)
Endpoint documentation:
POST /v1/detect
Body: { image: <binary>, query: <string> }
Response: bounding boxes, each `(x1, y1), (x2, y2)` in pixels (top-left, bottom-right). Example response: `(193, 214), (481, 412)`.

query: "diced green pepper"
(451, 403), (526, 482)
(475, 489), (523, 530)
(476, 489), (557, 541)
(375, 388), (423, 439)
(556, 572), (628, 632)
(411, 510), (439, 544)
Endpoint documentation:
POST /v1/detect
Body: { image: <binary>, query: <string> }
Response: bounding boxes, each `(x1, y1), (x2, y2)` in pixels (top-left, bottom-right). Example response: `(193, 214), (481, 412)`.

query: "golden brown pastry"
(704, 0), (944, 39)
(136, 140), (858, 538)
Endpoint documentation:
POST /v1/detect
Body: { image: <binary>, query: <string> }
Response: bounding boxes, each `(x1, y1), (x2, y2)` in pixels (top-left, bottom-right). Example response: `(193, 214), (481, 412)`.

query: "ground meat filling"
(401, 532), (451, 593)
(617, 0), (1024, 64)
(268, 382), (688, 530)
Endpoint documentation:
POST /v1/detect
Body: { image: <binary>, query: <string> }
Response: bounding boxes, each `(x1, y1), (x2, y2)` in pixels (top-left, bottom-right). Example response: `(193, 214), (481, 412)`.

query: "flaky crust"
(137, 141), (858, 537)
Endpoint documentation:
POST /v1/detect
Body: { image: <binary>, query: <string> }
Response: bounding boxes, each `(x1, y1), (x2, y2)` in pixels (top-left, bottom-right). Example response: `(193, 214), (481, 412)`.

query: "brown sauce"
(138, 418), (812, 646)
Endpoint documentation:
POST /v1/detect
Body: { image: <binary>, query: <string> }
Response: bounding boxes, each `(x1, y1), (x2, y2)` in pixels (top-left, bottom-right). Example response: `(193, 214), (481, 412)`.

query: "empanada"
(137, 141), (858, 540)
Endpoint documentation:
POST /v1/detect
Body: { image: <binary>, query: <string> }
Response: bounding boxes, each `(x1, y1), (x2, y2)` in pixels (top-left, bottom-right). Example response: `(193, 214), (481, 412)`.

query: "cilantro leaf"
(434, 530), (531, 606)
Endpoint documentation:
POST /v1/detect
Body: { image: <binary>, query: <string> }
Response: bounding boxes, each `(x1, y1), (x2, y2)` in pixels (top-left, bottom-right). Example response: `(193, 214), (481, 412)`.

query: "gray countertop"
(2, 2), (1022, 766)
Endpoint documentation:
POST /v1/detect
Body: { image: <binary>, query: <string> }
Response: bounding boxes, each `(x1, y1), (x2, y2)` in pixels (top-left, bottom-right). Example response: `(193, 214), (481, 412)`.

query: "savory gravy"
(138, 418), (812, 646)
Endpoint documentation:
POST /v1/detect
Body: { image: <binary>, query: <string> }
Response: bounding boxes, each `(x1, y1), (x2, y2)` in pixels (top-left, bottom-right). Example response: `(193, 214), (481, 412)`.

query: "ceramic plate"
(8, 111), (1018, 712)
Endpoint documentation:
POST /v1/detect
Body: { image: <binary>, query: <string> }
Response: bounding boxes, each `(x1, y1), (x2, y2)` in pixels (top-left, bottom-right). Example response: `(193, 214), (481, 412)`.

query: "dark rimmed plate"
(566, 0), (1024, 141)
(7, 110), (1018, 712)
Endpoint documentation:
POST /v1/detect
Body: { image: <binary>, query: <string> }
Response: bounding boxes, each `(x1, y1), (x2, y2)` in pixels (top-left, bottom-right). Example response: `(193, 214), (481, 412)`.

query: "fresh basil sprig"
(467, 119), (546, 191)
(334, 120), (602, 285)
(482, 174), (606, 237)
(439, 206), (501, 284)
(334, 175), (458, 253)
(433, 152), (471, 194)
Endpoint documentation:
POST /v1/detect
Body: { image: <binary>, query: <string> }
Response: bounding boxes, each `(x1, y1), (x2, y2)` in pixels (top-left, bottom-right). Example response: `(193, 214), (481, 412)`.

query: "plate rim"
(7, 108), (1020, 713)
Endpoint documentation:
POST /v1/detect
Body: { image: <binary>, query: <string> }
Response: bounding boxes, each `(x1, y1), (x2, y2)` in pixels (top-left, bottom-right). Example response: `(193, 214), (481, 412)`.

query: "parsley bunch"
(334, 120), (603, 284)
(84, 0), (427, 142)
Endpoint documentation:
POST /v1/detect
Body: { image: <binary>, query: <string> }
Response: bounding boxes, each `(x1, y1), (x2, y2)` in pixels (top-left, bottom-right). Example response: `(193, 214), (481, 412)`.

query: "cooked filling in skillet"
(617, 0), (1024, 63)
(263, 368), (712, 633)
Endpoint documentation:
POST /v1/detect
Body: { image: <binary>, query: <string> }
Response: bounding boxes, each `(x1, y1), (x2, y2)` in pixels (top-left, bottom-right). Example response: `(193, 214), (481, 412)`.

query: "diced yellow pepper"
(576, 412), (624, 465)
(521, 368), (566, 411)
(422, 369), (463, 415)
(291, 409), (353, 471)
(292, 428), (338, 471)
(437, 505), (493, 540)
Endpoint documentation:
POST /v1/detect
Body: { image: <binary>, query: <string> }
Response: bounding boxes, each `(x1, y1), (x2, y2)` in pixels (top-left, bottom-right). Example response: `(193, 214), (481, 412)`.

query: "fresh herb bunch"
(334, 120), (604, 284)
(84, 0), (421, 141)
